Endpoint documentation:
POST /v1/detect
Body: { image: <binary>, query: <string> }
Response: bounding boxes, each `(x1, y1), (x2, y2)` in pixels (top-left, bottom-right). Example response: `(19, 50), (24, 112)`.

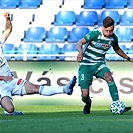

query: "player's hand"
(3, 12), (10, 18)
(77, 52), (83, 62)
(3, 76), (13, 82)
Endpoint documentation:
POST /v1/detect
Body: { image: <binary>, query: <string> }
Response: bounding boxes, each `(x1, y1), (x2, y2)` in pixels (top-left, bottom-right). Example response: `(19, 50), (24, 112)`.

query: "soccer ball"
(110, 100), (125, 115)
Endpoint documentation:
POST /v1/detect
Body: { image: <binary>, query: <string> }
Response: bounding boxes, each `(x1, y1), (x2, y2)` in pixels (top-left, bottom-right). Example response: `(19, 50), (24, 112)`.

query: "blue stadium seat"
(53, 11), (76, 26)
(16, 44), (38, 60)
(37, 44), (59, 60)
(106, 0), (127, 9)
(76, 11), (98, 26)
(115, 27), (133, 43)
(127, 0), (133, 9)
(3, 43), (15, 60)
(120, 11), (133, 26)
(60, 43), (77, 61)
(83, 0), (105, 9)
(119, 45), (128, 56)
(62, 44), (77, 53)
(67, 27), (90, 43)
(128, 45), (133, 58)
(98, 11), (120, 26)
(45, 27), (68, 43)
(19, 0), (42, 9)
(0, 0), (19, 9)
(106, 47), (124, 61)
(23, 27), (46, 43)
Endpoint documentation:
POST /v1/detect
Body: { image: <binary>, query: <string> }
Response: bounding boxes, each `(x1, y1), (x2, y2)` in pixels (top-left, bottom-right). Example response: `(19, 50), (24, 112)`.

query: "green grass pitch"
(0, 105), (132, 133)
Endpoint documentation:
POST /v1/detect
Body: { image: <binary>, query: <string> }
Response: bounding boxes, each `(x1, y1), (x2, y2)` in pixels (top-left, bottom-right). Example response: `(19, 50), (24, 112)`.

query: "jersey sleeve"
(112, 34), (120, 51)
(83, 30), (98, 43)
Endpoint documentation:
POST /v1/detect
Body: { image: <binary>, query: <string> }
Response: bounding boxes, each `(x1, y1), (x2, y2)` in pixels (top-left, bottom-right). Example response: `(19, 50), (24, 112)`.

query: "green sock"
(108, 81), (119, 101)
(82, 96), (91, 107)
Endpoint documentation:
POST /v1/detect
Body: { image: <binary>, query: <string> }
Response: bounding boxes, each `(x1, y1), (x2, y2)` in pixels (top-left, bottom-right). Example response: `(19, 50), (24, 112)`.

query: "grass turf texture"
(0, 105), (132, 133)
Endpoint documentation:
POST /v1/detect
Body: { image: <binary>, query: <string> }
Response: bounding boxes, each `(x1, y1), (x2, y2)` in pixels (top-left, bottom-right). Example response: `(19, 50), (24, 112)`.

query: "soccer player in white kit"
(0, 12), (77, 115)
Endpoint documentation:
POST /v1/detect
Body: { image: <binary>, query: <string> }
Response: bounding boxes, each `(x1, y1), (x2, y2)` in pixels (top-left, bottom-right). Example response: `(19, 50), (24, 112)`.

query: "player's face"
(102, 25), (114, 38)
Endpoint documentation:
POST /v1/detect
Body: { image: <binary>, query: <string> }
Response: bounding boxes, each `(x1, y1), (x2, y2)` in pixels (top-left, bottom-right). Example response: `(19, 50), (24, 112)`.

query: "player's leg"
(95, 66), (119, 101)
(1, 96), (14, 113)
(78, 65), (92, 114)
(96, 65), (131, 112)
(24, 76), (77, 96)
(0, 94), (1, 108)
(1, 96), (23, 115)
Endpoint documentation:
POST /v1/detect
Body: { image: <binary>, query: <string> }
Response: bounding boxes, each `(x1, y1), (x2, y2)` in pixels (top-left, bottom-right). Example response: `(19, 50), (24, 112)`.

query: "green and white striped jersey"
(80, 29), (119, 66)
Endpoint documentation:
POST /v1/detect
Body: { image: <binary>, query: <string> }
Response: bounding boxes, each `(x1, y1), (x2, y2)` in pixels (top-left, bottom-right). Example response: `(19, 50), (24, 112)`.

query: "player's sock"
(39, 86), (63, 96)
(108, 81), (119, 101)
(82, 96), (92, 114)
(82, 96), (91, 107)
(39, 76), (76, 96)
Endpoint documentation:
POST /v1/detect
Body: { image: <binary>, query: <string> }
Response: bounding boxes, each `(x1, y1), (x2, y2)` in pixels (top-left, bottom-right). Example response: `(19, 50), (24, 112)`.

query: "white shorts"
(0, 78), (27, 99)
(0, 60), (27, 99)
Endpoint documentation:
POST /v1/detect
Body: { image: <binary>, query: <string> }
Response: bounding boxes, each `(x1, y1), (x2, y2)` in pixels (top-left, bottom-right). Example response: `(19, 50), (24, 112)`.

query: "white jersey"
(0, 37), (27, 99)
(0, 37), (7, 67)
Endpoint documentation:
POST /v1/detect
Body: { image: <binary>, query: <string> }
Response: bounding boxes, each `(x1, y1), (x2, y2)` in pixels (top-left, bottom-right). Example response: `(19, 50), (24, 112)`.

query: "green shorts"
(78, 62), (111, 89)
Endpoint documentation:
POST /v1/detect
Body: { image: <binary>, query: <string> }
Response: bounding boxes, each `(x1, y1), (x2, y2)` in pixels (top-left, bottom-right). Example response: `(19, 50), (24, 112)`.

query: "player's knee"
(82, 89), (89, 98)
(104, 72), (114, 83)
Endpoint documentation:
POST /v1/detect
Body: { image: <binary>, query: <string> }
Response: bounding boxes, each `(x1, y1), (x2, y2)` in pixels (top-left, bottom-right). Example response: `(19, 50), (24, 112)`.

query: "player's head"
(102, 16), (114, 38)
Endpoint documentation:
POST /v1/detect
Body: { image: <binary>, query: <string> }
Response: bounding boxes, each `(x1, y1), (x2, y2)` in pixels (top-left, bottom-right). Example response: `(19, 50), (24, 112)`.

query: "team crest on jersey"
(17, 79), (23, 85)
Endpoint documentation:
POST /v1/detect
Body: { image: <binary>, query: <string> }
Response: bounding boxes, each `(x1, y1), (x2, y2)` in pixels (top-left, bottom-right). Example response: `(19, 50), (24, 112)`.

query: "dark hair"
(103, 16), (114, 28)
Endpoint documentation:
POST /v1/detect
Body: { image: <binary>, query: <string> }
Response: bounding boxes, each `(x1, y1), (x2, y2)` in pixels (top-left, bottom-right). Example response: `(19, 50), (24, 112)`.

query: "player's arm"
(114, 48), (133, 63)
(2, 12), (12, 42)
(76, 38), (86, 62)
(0, 75), (13, 82)
(113, 35), (133, 63)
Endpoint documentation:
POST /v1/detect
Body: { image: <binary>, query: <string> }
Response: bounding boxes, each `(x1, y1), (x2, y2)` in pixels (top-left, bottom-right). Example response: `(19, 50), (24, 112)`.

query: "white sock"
(4, 110), (14, 115)
(39, 86), (64, 96)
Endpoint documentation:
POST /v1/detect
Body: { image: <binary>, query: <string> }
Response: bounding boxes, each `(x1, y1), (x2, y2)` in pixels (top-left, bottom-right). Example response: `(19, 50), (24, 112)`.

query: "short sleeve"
(112, 34), (120, 51)
(83, 30), (101, 43)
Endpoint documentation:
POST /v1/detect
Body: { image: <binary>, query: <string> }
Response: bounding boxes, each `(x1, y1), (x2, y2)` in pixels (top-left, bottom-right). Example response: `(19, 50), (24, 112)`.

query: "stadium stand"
(0, 0), (19, 9)
(67, 27), (90, 43)
(19, 0), (42, 9)
(128, 45), (133, 58)
(61, 0), (84, 9)
(53, 11), (76, 26)
(37, 43), (59, 60)
(15, 44), (38, 60)
(76, 11), (98, 26)
(120, 11), (133, 26)
(83, 0), (106, 9)
(119, 44), (128, 54)
(3, 43), (15, 60)
(60, 43), (77, 60)
(45, 27), (68, 43)
(0, 0), (132, 61)
(115, 27), (133, 42)
(106, 46), (126, 61)
(105, 0), (127, 9)
(127, 0), (133, 8)
(98, 10), (120, 26)
(23, 27), (46, 43)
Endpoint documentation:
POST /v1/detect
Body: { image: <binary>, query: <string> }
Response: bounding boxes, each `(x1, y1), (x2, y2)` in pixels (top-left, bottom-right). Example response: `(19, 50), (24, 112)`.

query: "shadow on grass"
(0, 109), (132, 133)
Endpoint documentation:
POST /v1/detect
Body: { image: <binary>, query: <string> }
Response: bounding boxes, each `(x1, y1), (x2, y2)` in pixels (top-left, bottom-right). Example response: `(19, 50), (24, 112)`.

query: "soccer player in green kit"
(76, 16), (133, 114)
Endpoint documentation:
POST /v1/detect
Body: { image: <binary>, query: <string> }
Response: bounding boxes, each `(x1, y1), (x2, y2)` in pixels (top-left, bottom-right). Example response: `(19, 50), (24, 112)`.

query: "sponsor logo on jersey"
(101, 44), (111, 49)
(17, 79), (22, 85)
(92, 41), (111, 50)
